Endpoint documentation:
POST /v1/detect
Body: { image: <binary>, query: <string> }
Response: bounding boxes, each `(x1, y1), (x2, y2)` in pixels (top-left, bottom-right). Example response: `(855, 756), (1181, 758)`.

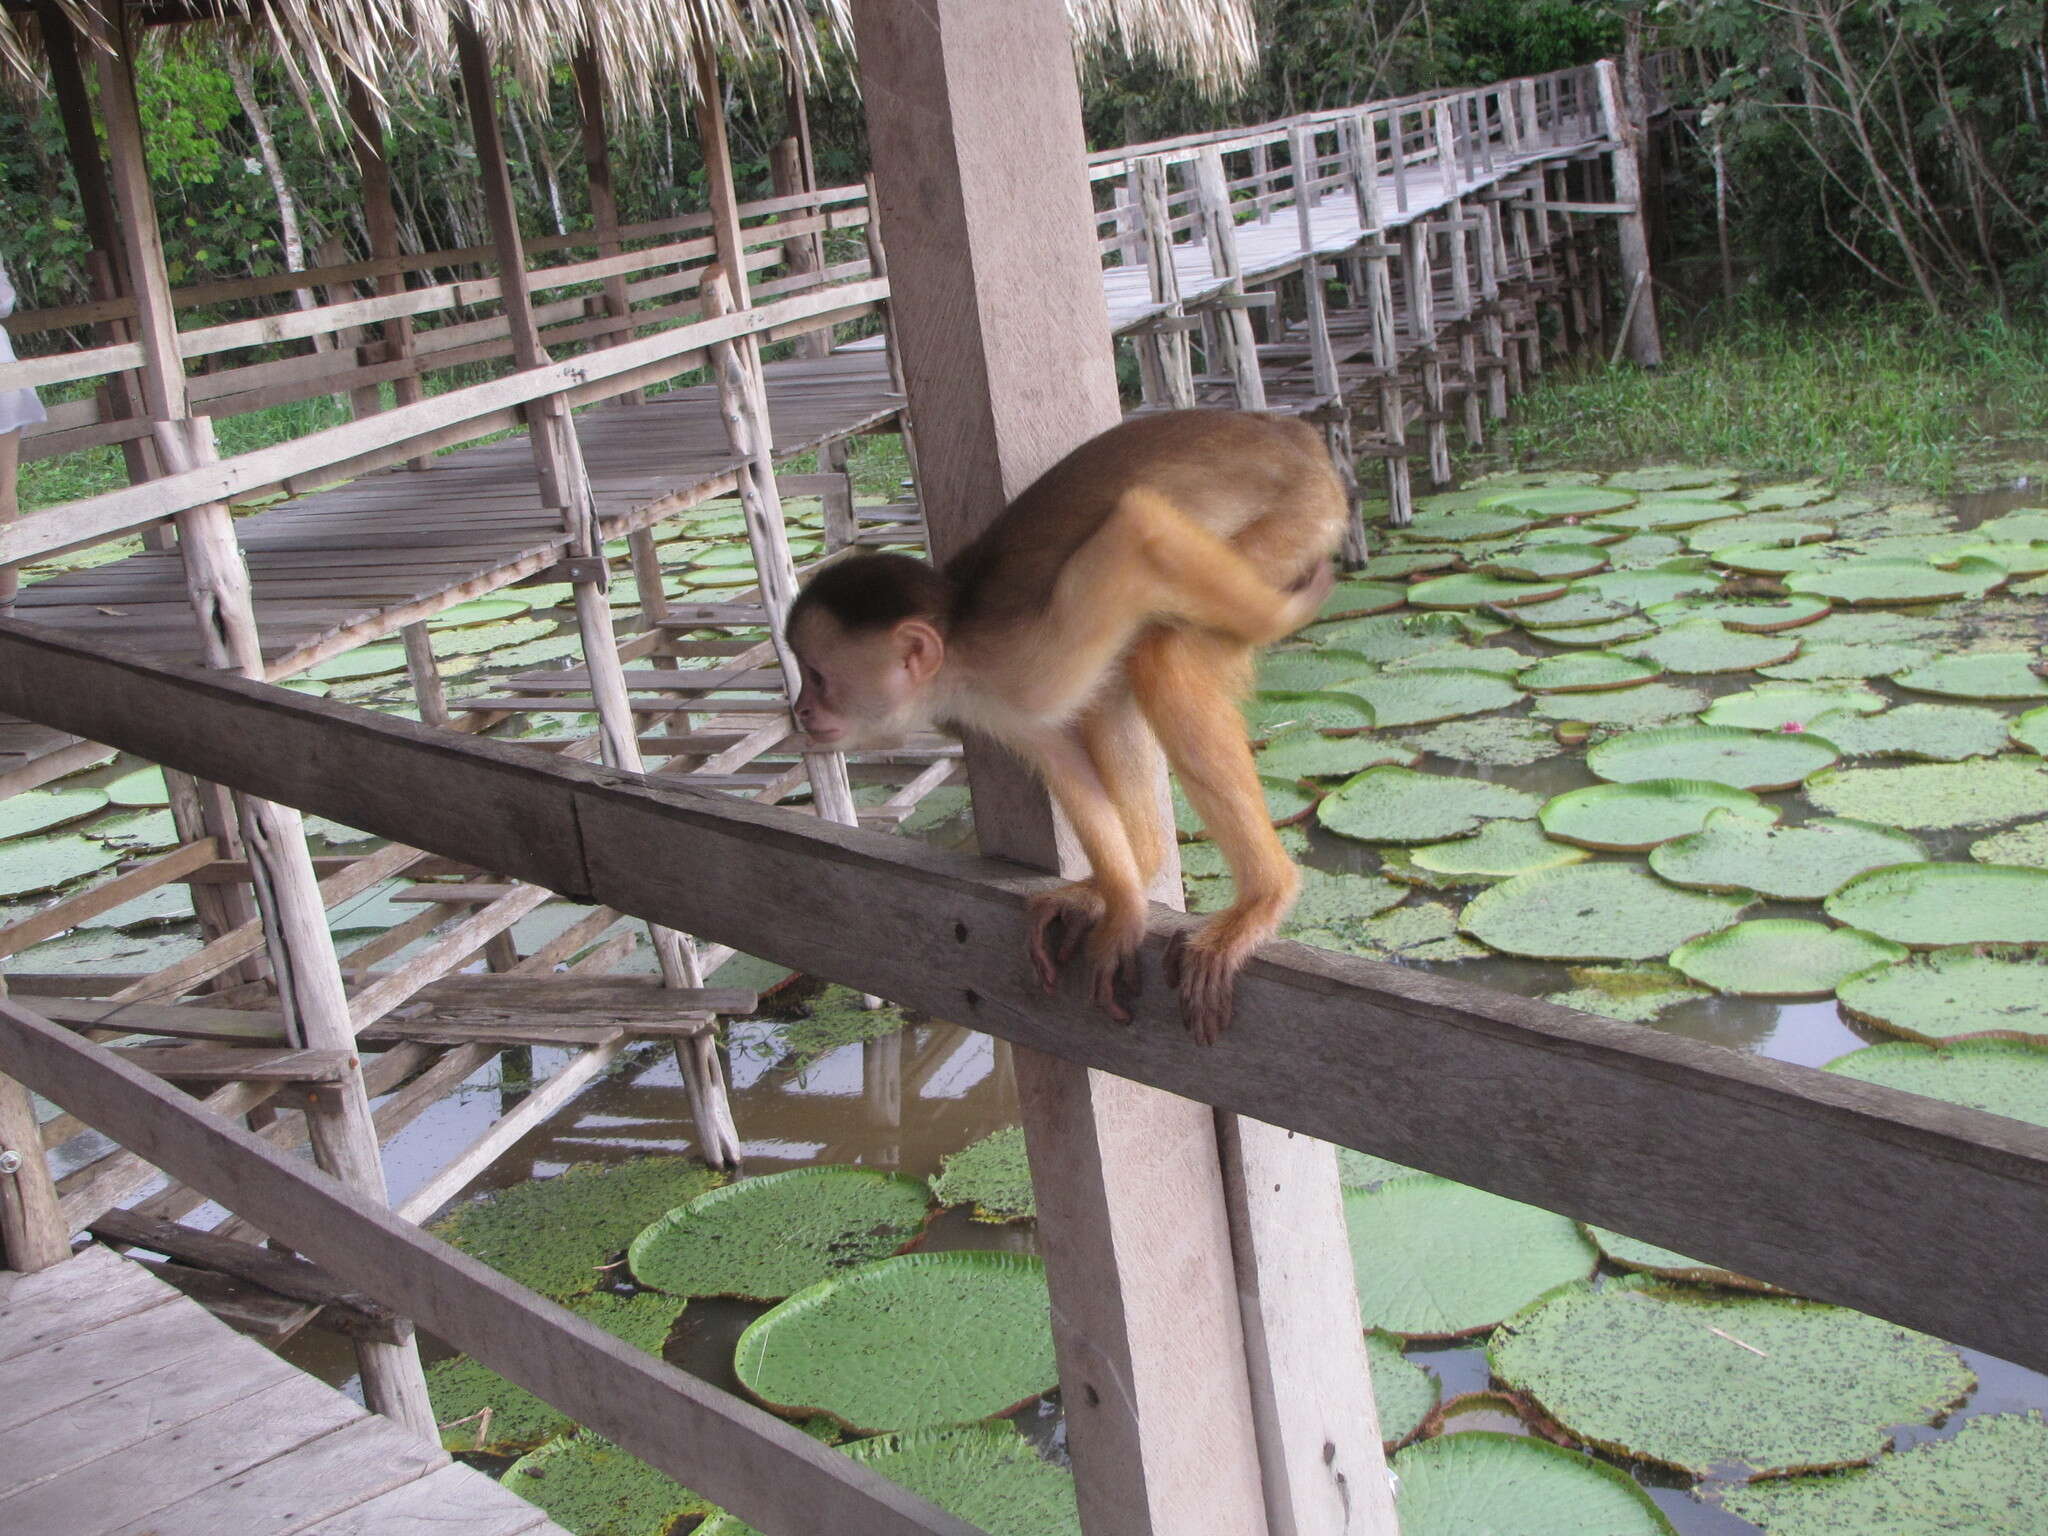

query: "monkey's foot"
(1026, 883), (1142, 1023)
(1164, 926), (1253, 1046)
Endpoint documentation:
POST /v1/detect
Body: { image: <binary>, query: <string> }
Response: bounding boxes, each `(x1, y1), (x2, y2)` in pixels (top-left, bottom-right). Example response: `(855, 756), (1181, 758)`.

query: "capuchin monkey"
(788, 410), (1346, 1043)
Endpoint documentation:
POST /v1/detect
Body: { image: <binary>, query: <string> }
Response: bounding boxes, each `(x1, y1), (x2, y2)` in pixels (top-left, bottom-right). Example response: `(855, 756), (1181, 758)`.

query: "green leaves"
(1462, 864), (1752, 960)
(1668, 920), (1906, 998)
(1318, 766), (1540, 843)
(1823, 862), (2048, 946)
(1393, 1433), (1678, 1536)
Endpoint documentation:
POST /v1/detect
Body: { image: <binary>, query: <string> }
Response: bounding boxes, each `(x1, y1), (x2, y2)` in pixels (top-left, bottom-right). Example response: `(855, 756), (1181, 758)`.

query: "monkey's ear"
(893, 619), (946, 684)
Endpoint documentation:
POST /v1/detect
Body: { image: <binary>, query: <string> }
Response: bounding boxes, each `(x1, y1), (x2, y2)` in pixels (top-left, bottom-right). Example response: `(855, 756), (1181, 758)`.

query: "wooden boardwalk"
(0, 1244), (567, 1536)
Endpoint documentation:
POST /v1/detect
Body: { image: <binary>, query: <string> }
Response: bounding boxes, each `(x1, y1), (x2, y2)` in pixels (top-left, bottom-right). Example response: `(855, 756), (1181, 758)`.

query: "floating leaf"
(1243, 690), (1375, 740)
(1587, 725), (1838, 792)
(1537, 616), (1659, 648)
(1585, 1227), (1778, 1291)
(733, 1252), (1055, 1432)
(629, 1167), (932, 1300)
(1529, 683), (1709, 728)
(1837, 948), (2048, 1041)
(1805, 759), (2048, 830)
(1404, 508), (1535, 542)
(1577, 565), (1724, 607)
(500, 1433), (712, 1536)
(1343, 1176), (1596, 1338)
(1894, 652), (2048, 701)
(1488, 1275), (1974, 1477)
(0, 834), (120, 898)
(1385, 645), (1533, 676)
(1328, 900), (1490, 961)
(1408, 572), (1567, 609)
(1545, 964), (1710, 1023)
(1589, 497), (1737, 532)
(1343, 669), (1522, 727)
(1669, 920), (1906, 998)
(930, 1127), (1034, 1223)
(1392, 1432), (1678, 1536)
(1824, 862), (2048, 946)
(1702, 684), (1884, 731)
(1316, 580), (1408, 619)
(1540, 780), (1777, 853)
(1973, 819), (2048, 868)
(1460, 865), (1752, 960)
(1255, 730), (1417, 780)
(1623, 620), (1801, 675)
(1741, 482), (1831, 511)
(85, 809), (181, 851)
(757, 986), (908, 1074)
(1650, 814), (1925, 899)
(1607, 466), (1737, 492)
(1479, 544), (1609, 581)
(1309, 612), (1471, 662)
(1759, 642), (1934, 680)
(1480, 486), (1637, 518)
(1404, 719), (1563, 768)
(1317, 767), (1539, 844)
(1509, 590), (1639, 628)
(1257, 648), (1374, 692)
(1369, 1331), (1440, 1447)
(104, 765), (170, 807)
(305, 642), (408, 681)
(1604, 533), (1690, 568)
(1809, 703), (2011, 762)
(1644, 593), (1832, 632)
(1951, 539), (2048, 575)
(1687, 519), (1834, 553)
(1516, 652), (1663, 694)
(1827, 1038), (2048, 1130)
(1364, 549), (1460, 580)
(1713, 542), (1839, 576)
(1784, 560), (1977, 606)
(1410, 821), (1587, 879)
(2017, 707), (2048, 755)
(1275, 867), (1427, 945)
(0, 788), (108, 840)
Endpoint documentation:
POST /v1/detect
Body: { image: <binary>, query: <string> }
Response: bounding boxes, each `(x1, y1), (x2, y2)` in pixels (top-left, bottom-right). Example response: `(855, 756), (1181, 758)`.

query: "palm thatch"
(1068, 0), (1257, 95)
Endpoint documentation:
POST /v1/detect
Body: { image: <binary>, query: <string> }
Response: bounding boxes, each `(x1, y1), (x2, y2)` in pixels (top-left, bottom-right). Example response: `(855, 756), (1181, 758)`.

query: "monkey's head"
(787, 554), (955, 750)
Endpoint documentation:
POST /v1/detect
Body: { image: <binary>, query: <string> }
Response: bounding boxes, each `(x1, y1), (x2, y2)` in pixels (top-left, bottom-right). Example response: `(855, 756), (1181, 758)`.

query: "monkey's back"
(945, 411), (1344, 638)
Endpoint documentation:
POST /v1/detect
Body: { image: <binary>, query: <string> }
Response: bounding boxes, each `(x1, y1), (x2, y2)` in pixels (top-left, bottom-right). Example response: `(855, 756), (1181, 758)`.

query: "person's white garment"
(0, 258), (49, 435)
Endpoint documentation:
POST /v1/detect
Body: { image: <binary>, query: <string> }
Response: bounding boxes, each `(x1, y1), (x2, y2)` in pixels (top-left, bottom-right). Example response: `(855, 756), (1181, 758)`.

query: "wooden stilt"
(1361, 173), (1413, 526)
(0, 979), (69, 1273)
(571, 46), (645, 402)
(1194, 148), (1267, 411)
(400, 623), (449, 728)
(345, 77), (428, 464)
(1448, 197), (1484, 449)
(1406, 218), (1451, 488)
(1596, 61), (1663, 367)
(1136, 157), (1196, 410)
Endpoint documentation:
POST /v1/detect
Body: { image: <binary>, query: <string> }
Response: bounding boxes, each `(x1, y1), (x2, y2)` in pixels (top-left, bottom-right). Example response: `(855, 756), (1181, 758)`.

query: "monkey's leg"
(1111, 489), (1334, 646)
(1128, 628), (1299, 1045)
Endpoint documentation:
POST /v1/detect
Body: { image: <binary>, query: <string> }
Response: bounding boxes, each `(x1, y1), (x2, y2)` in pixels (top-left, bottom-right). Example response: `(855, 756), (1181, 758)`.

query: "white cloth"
(0, 258), (49, 436)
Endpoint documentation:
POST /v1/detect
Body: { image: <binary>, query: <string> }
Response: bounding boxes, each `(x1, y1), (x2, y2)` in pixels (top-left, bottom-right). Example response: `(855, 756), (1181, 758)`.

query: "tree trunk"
(225, 51), (317, 322)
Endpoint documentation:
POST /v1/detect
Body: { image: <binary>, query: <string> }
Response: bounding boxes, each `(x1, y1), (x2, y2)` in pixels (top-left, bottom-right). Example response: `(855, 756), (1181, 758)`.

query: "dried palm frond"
(1067, 0), (1258, 95)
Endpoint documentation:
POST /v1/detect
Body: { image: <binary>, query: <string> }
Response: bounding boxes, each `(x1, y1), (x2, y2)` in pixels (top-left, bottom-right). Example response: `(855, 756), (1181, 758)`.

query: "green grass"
(1498, 304), (2048, 492)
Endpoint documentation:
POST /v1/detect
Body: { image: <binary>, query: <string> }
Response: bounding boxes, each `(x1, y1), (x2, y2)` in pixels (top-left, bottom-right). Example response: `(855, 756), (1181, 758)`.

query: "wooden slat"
(0, 1283), (234, 1433)
(106, 1044), (356, 1082)
(0, 1244), (177, 1363)
(291, 1462), (552, 1536)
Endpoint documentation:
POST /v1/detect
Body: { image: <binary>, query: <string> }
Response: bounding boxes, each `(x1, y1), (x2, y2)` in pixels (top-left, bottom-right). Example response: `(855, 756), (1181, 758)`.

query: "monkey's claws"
(1164, 929), (1238, 1047)
(1026, 883), (1106, 995)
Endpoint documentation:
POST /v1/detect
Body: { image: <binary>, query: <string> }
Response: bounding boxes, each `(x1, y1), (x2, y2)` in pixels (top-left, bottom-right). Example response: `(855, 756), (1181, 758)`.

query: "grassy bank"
(1496, 304), (2048, 492)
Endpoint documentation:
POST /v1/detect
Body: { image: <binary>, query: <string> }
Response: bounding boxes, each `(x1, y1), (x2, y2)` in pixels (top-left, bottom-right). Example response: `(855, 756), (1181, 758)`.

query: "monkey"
(787, 410), (1347, 1044)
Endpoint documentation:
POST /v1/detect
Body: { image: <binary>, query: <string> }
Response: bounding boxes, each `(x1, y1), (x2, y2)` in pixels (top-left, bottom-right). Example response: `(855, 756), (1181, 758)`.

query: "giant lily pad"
(305, 642), (408, 681)
(1392, 1432), (1678, 1536)
(1386, 645), (1532, 677)
(1669, 920), (1905, 998)
(1687, 519), (1834, 554)
(1623, 621), (1801, 675)
(1546, 965), (1711, 1023)
(1479, 544), (1609, 582)
(431, 1157), (726, 1298)
(1257, 648), (1374, 692)
(1529, 683), (1708, 728)
(1537, 617), (1660, 648)
(1650, 815), (1925, 900)
(1759, 642), (1934, 681)
(2017, 707), (2048, 755)
(629, 1167), (932, 1300)
(1894, 652), (2048, 701)
(1273, 867), (1427, 944)
(1974, 819), (2048, 868)
(1310, 612), (1471, 662)
(1342, 1176), (1596, 1339)
(1488, 1275), (1974, 1478)
(1516, 652), (1662, 694)
(1318, 766), (1539, 843)
(1410, 820), (1587, 879)
(1319, 900), (1489, 961)
(1586, 1226), (1779, 1291)
(0, 834), (120, 898)
(1703, 684), (1883, 731)
(1824, 862), (2048, 946)
(0, 788), (108, 840)
(1588, 725), (1838, 792)
(733, 1252), (1056, 1432)
(1837, 948), (2048, 1041)
(930, 1126), (1034, 1223)
(1577, 566), (1724, 608)
(1460, 864), (1752, 960)
(1316, 580), (1408, 619)
(1509, 591), (1639, 629)
(1363, 549), (1460, 580)
(1644, 593), (1832, 632)
(1540, 780), (1777, 853)
(1809, 703), (2011, 762)
(1720, 1410), (2048, 1536)
(1826, 1038), (2048, 1130)
(500, 1433), (712, 1536)
(1255, 730), (1417, 780)
(1804, 759), (2048, 830)
(1404, 508), (1535, 542)
(1594, 497), (1742, 533)
(1405, 718), (1561, 767)
(1608, 466), (1737, 492)
(1243, 691), (1376, 739)
(1344, 669), (1522, 727)
(104, 765), (170, 807)
(1408, 572), (1567, 609)
(1481, 486), (1636, 518)
(1368, 1331), (1439, 1448)
(1784, 560), (1975, 606)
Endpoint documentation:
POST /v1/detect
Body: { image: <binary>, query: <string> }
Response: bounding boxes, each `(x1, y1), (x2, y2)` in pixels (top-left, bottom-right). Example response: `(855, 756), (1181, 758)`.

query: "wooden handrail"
(4, 617), (2048, 1378)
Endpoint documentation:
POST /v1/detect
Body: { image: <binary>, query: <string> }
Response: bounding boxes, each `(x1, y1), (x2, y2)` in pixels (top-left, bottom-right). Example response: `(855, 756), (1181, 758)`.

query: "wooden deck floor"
(0, 1244), (567, 1536)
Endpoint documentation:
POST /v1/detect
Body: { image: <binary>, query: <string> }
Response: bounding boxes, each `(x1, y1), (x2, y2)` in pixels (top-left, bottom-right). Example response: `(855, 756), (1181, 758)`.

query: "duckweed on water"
(500, 1433), (711, 1536)
(929, 1125), (1034, 1223)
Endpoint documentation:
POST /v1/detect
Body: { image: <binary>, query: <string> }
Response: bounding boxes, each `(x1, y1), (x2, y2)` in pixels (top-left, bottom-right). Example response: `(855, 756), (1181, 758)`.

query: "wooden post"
(345, 77), (429, 463)
(572, 46), (646, 400)
(400, 622), (449, 727)
(1289, 126), (1363, 568)
(1405, 219), (1451, 487)
(772, 62), (832, 363)
(1193, 148), (1267, 410)
(1448, 198), (1484, 448)
(1595, 60), (1662, 367)
(1360, 177), (1413, 527)
(850, 6), (1393, 1534)
(0, 974), (67, 1273)
(1136, 156), (1195, 410)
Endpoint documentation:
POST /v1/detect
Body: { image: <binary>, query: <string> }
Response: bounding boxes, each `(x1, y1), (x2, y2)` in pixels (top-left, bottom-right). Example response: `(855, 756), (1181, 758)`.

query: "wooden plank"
(412, 975), (756, 1016)
(106, 1045), (357, 1083)
(0, 1245), (176, 1362)
(0, 1282), (233, 1433)
(292, 1461), (554, 1536)
(33, 996), (289, 1045)
(0, 1001), (985, 1536)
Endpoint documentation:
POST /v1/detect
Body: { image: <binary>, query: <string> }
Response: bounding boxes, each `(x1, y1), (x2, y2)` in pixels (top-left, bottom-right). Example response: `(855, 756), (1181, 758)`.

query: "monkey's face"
(788, 609), (946, 750)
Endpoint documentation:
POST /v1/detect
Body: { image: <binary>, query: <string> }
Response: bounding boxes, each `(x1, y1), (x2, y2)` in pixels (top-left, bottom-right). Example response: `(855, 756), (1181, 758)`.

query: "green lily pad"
(0, 834), (121, 898)
(629, 1167), (932, 1301)
(1255, 730), (1418, 780)
(1309, 612), (1471, 662)
(1785, 559), (1980, 606)
(1837, 948), (2048, 1041)
(1509, 591), (1640, 628)
(1489, 1274), (1974, 1478)
(1687, 519), (1834, 554)
(1545, 964), (1710, 1023)
(1460, 864), (1753, 960)
(1703, 684), (1885, 731)
(755, 987), (908, 1074)
(1605, 534), (1690, 568)
(1385, 645), (1533, 677)
(1474, 470), (1607, 490)
(1650, 814), (1926, 899)
(1318, 767), (1539, 844)
(1710, 542), (1838, 576)
(1669, 920), (1906, 998)
(1363, 549), (1461, 580)
(1809, 703), (2011, 762)
(1410, 820), (1588, 879)
(500, 1433), (712, 1536)
(1324, 900), (1490, 961)
(1393, 1432), (1679, 1536)
(1759, 643), (1934, 681)
(1516, 652), (1663, 694)
(1623, 620), (1802, 675)
(1578, 565), (1725, 608)
(1343, 1176), (1596, 1338)
(1368, 1331), (1439, 1447)
(1978, 510), (2048, 541)
(695, 1425), (1080, 1536)
(1607, 466), (1737, 492)
(431, 1157), (726, 1298)
(1316, 580), (1408, 619)
(429, 1292), (687, 1452)
(1824, 862), (2048, 947)
(1585, 1227), (1778, 1291)
(733, 1252), (1055, 1432)
(85, 809), (181, 851)
(104, 765), (170, 807)
(1537, 617), (1660, 648)
(1479, 544), (1609, 582)
(1404, 509), (1535, 542)
(305, 642), (408, 681)
(1244, 690), (1376, 739)
(1540, 780), (1777, 853)
(1256, 648), (1374, 692)
(1974, 819), (2048, 868)
(1408, 572), (1567, 609)
(1894, 652), (2048, 701)
(431, 596), (534, 626)
(431, 617), (557, 659)
(1586, 725), (1839, 792)
(930, 1126), (1034, 1223)
(1805, 759), (2048, 829)
(1720, 1409), (2048, 1536)
(1529, 683), (1709, 728)
(2017, 707), (2048, 755)
(1343, 669), (1522, 727)
(1644, 593), (1832, 632)
(1801, 609), (1946, 646)
(1594, 497), (1743, 532)
(1272, 866), (1419, 941)
(0, 788), (108, 840)
(1951, 539), (2048, 575)
(1827, 1038), (2048, 1129)
(1404, 718), (1562, 767)
(1480, 486), (1637, 518)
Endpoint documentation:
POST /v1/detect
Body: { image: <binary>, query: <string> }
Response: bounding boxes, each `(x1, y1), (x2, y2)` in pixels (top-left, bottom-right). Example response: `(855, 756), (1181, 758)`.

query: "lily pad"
(1759, 642), (1933, 680)
(1363, 549), (1461, 580)
(1577, 566), (1724, 608)
(1509, 591), (1639, 629)
(1951, 539), (2048, 575)
(85, 809), (182, 851)
(305, 642), (408, 681)
(1516, 652), (1663, 694)
(1342, 1176), (1596, 1338)
(1392, 1432), (1678, 1536)
(1404, 719), (1562, 768)
(1804, 759), (2048, 830)
(1460, 864), (1752, 960)
(629, 1167), (932, 1300)
(1309, 612), (1471, 662)
(1594, 497), (1743, 532)
(930, 1126), (1034, 1223)
(1409, 821), (1587, 879)
(1539, 780), (1777, 853)
(1256, 648), (1373, 692)
(1318, 767), (1539, 844)
(2018, 707), (2048, 755)
(1687, 519), (1834, 554)
(1806, 703), (2010, 764)
(1275, 866), (1423, 943)
(1826, 1038), (2048, 1130)
(1702, 684), (1885, 731)
(431, 1157), (726, 1298)
(1545, 965), (1711, 1023)
(1404, 508), (1535, 542)
(1255, 730), (1417, 780)
(1479, 544), (1609, 582)
(1893, 652), (2048, 701)
(1837, 948), (2048, 1041)
(500, 1433), (712, 1536)
(1645, 593), (1832, 632)
(1650, 814), (1926, 900)
(104, 765), (170, 807)
(0, 834), (121, 898)
(1623, 620), (1801, 675)
(1243, 691), (1376, 739)
(1480, 486), (1637, 518)
(1607, 466), (1737, 492)
(1343, 669), (1521, 727)
(1369, 1331), (1440, 1447)
(1604, 534), (1690, 568)
(756, 987), (908, 1074)
(431, 596), (534, 626)
(1974, 819), (2048, 868)
(1824, 862), (2048, 947)
(1720, 1410), (2048, 1536)
(1385, 645), (1532, 676)
(1783, 560), (1978, 606)
(1326, 900), (1489, 961)
(1408, 572), (1567, 609)
(1586, 1227), (1778, 1291)
(1586, 725), (1838, 792)
(1529, 683), (1709, 728)
(733, 1252), (1056, 1432)
(0, 788), (108, 840)
(1316, 580), (1408, 619)
(1669, 920), (1906, 998)
(1536, 617), (1659, 648)
(1488, 1274), (1973, 1478)
(1706, 541), (1837, 576)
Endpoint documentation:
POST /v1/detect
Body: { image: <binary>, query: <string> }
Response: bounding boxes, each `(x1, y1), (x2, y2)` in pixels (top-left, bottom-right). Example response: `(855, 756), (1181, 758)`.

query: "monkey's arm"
(1113, 488), (1332, 646)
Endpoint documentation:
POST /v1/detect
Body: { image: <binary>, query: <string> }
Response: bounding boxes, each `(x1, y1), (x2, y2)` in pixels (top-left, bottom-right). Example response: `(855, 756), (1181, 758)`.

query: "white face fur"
(788, 608), (947, 751)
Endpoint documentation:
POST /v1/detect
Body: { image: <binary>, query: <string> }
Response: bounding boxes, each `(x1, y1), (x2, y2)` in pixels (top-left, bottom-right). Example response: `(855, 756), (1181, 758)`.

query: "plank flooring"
(0, 1244), (566, 1536)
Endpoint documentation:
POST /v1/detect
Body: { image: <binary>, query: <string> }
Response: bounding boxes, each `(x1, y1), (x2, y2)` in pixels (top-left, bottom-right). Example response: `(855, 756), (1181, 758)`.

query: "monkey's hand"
(1026, 880), (1144, 1024)
(1266, 560), (1338, 642)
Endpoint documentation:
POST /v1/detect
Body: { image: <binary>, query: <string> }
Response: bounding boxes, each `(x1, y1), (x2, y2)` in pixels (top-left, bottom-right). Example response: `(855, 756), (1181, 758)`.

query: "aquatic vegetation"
(1539, 780), (1777, 853)
(1586, 725), (1839, 792)
(1392, 1432), (1678, 1536)
(1318, 767), (1538, 844)
(1367, 1331), (1439, 1448)
(1649, 815), (1924, 900)
(1461, 865), (1752, 961)
(1667, 920), (1905, 998)
(1823, 862), (2048, 946)
(1826, 1038), (2048, 1129)
(500, 1433), (712, 1536)
(1836, 948), (2048, 1040)
(930, 1125), (1034, 1223)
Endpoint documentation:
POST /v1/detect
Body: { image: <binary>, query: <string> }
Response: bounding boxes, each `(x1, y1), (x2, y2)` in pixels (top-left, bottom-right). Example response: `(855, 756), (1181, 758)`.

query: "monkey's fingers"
(1025, 907), (1065, 994)
(1174, 941), (1238, 1047)
(1086, 948), (1142, 1025)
